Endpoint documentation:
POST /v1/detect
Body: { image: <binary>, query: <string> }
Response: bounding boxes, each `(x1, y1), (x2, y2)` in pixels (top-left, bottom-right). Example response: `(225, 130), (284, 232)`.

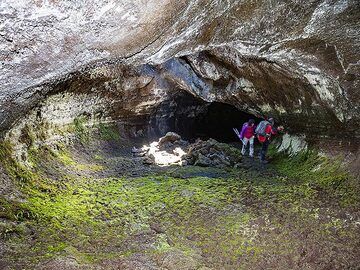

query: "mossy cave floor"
(0, 134), (359, 270)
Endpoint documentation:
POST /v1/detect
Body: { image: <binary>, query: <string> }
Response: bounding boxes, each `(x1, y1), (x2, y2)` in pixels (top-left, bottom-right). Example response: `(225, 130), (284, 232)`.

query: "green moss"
(1, 140), (359, 268)
(0, 197), (34, 222)
(76, 163), (104, 171)
(0, 142), (39, 185)
(55, 149), (103, 172)
(94, 154), (103, 161)
(153, 234), (172, 252)
(73, 116), (90, 144)
(0, 221), (27, 240)
(270, 150), (359, 205)
(98, 123), (120, 141)
(56, 150), (76, 166)
(46, 242), (67, 253)
(3, 167), (359, 267)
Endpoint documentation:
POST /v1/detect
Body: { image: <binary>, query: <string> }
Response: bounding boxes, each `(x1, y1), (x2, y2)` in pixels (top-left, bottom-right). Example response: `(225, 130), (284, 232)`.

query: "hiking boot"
(260, 160), (269, 164)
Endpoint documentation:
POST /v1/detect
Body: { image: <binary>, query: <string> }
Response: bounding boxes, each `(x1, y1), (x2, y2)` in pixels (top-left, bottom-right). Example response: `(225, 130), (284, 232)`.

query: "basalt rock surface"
(0, 0), (359, 150)
(132, 132), (242, 167)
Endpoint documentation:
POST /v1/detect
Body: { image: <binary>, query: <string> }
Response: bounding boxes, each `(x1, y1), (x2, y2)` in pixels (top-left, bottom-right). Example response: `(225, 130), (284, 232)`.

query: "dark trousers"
(260, 139), (270, 161)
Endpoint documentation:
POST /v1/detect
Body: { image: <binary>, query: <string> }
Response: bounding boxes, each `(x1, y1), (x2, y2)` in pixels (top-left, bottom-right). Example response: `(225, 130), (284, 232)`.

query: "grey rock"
(157, 249), (200, 270)
(131, 147), (143, 153)
(37, 256), (81, 270)
(158, 132), (181, 145)
(194, 153), (212, 167)
(142, 156), (155, 165)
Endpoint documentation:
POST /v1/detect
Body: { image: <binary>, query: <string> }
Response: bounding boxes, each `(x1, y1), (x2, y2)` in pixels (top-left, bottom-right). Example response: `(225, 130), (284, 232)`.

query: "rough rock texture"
(1, 1), (359, 146)
(132, 132), (242, 167)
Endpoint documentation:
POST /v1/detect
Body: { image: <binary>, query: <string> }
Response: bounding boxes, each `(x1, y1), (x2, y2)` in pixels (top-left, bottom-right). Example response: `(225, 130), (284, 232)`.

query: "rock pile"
(182, 138), (242, 167)
(132, 132), (242, 167)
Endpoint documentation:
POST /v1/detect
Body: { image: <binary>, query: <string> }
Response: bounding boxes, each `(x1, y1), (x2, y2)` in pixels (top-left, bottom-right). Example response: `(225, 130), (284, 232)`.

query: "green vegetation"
(73, 115), (90, 144)
(0, 197), (33, 222)
(2, 172), (268, 265)
(73, 117), (121, 143)
(270, 149), (359, 206)
(0, 140), (359, 269)
(0, 142), (39, 186)
(56, 149), (103, 172)
(98, 122), (120, 141)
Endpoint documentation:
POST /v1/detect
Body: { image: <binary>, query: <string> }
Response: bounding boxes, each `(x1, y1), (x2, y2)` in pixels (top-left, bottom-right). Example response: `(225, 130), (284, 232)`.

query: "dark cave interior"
(149, 91), (261, 143)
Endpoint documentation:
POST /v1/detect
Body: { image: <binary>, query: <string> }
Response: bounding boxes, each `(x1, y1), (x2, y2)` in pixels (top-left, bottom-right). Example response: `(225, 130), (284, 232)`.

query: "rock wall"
(1, 0), (359, 146)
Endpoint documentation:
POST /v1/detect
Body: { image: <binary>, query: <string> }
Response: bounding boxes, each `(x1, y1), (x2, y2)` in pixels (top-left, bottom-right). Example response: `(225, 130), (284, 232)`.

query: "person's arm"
(277, 126), (284, 132)
(271, 126), (278, 135)
(239, 123), (247, 139)
(265, 125), (273, 137)
(270, 125), (284, 136)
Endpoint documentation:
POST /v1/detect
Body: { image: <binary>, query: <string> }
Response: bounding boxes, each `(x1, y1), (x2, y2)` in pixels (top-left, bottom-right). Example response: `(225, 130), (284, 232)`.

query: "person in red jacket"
(257, 117), (283, 164)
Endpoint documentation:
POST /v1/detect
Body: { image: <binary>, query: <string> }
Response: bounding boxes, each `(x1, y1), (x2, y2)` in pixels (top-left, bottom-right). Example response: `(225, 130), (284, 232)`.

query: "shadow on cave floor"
(57, 131), (274, 181)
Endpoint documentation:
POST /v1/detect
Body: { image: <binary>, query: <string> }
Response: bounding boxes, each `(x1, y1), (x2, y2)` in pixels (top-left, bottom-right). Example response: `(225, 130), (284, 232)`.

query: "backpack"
(255, 120), (270, 136)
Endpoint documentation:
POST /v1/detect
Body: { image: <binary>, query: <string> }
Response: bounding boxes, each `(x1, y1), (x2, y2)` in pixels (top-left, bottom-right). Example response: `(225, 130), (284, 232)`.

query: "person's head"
(248, 119), (255, 126)
(268, 117), (274, 125)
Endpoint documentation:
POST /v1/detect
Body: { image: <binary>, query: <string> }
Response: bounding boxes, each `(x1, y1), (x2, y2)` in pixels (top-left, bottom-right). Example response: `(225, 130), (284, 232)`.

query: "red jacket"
(257, 124), (277, 143)
(240, 123), (256, 139)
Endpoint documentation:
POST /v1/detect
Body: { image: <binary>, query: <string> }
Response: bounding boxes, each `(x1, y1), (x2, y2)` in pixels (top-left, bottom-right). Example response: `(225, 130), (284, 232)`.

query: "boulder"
(194, 153), (212, 167)
(158, 132), (181, 146)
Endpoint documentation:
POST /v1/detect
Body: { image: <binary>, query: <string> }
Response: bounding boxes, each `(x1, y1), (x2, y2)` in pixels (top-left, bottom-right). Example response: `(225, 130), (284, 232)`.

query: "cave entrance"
(183, 102), (259, 142)
(151, 91), (260, 143)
